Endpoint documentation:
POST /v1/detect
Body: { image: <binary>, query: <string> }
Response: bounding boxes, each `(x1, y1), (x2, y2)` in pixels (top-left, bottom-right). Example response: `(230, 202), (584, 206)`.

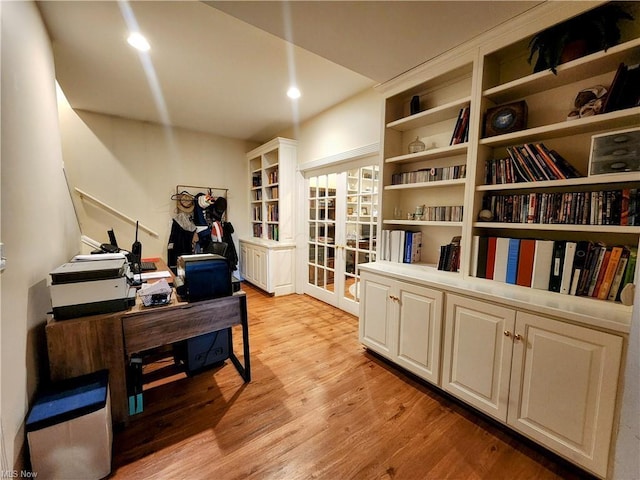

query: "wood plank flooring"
(111, 283), (594, 480)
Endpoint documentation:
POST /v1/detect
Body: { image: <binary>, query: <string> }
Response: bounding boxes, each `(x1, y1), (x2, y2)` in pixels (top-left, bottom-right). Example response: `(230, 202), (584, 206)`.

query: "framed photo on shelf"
(361, 207), (368, 216)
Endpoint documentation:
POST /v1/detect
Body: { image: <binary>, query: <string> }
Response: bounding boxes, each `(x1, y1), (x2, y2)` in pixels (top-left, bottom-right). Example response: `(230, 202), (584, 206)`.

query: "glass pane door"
(305, 164), (379, 315)
(343, 166), (379, 306)
(308, 174), (337, 299)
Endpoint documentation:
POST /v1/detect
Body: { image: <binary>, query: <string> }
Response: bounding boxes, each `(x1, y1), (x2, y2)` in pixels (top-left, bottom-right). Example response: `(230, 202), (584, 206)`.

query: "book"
(602, 62), (627, 113)
(597, 246), (624, 300)
(493, 237), (510, 283)
(608, 247), (630, 301)
(451, 106), (470, 145)
(559, 241), (577, 294)
(476, 236), (489, 278)
(618, 247), (638, 301)
(523, 143), (553, 181)
(449, 108), (465, 146)
(516, 239), (535, 287)
(577, 243), (604, 296)
(588, 247), (610, 297)
(505, 238), (520, 285)
(605, 63), (640, 112)
(548, 241), (566, 293)
(404, 232), (414, 264)
(410, 231), (423, 263)
(486, 237), (497, 280)
(389, 230), (403, 263)
(569, 241), (592, 295)
(547, 149), (582, 179)
(533, 143), (565, 179)
(471, 236), (479, 276)
(531, 240), (554, 290)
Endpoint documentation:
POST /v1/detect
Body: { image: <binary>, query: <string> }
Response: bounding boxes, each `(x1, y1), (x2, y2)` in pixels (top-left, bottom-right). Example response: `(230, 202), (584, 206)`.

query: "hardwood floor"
(111, 283), (593, 480)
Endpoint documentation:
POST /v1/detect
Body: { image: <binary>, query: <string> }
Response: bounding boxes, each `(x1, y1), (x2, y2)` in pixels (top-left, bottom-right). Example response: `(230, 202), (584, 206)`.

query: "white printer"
(49, 254), (135, 320)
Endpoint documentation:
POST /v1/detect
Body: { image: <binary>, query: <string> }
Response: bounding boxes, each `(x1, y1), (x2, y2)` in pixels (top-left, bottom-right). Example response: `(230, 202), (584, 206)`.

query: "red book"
(486, 237), (497, 280)
(591, 248), (612, 297)
(516, 239), (536, 287)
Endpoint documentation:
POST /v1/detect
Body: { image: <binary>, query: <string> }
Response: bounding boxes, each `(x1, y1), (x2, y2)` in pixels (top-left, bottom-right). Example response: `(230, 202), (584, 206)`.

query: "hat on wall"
(176, 192), (194, 213)
(212, 196), (227, 221)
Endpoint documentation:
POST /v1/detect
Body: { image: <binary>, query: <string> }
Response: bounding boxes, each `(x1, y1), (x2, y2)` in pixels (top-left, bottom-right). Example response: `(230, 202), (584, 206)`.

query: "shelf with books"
(387, 96), (472, 131)
(470, 235), (637, 305)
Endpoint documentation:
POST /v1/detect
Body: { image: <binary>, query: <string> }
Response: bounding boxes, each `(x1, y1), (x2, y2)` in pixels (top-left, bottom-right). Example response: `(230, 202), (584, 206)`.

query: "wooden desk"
(46, 259), (250, 425)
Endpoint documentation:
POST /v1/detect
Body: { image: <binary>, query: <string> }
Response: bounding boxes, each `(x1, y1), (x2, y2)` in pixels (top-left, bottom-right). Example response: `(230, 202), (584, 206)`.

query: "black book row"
(482, 189), (640, 226)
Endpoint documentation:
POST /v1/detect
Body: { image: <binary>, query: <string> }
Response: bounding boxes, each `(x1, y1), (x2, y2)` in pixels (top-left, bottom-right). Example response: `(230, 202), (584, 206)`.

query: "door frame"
(296, 143), (380, 314)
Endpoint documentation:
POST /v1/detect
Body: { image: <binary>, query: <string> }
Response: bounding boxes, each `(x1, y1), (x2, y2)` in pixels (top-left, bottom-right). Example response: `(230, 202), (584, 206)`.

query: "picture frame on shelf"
(483, 101), (527, 138)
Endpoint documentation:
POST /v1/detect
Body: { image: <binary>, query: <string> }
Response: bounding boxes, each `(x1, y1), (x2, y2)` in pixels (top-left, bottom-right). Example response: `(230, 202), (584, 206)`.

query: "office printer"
(49, 255), (135, 320)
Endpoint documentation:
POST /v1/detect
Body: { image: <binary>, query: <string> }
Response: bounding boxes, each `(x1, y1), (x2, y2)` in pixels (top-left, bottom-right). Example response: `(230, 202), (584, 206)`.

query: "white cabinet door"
(239, 243), (248, 280)
(395, 282), (443, 385)
(442, 294), (515, 422)
(359, 272), (394, 358)
(252, 246), (268, 291)
(508, 311), (623, 478)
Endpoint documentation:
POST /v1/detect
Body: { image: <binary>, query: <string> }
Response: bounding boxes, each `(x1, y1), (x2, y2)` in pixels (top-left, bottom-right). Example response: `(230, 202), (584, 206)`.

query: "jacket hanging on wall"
(167, 213), (197, 272)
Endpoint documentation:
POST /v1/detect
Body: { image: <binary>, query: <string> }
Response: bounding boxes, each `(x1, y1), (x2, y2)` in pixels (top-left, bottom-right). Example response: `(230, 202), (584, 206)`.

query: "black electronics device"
(131, 221), (142, 266)
(97, 228), (120, 254)
(174, 328), (231, 374)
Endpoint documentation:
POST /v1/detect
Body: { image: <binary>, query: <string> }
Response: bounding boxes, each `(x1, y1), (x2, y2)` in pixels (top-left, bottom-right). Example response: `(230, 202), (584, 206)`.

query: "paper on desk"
(72, 253), (127, 262)
(140, 270), (172, 281)
(139, 278), (171, 295)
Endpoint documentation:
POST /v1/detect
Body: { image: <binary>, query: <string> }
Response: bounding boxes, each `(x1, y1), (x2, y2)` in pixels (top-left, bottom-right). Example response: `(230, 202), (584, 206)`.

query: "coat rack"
(171, 184), (229, 219)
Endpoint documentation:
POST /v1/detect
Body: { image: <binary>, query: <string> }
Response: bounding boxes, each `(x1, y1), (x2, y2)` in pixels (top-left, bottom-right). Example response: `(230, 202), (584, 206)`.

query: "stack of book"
(438, 236), (461, 272)
(484, 143), (581, 184)
(391, 164), (466, 185)
(423, 205), (463, 222)
(482, 188), (640, 225)
(380, 230), (422, 264)
(472, 236), (636, 302)
(450, 106), (470, 145)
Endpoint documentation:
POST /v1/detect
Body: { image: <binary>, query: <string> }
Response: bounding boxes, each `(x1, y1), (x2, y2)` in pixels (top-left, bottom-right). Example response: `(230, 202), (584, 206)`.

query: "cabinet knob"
(388, 295), (399, 302)
(503, 330), (511, 337)
(514, 333), (522, 341)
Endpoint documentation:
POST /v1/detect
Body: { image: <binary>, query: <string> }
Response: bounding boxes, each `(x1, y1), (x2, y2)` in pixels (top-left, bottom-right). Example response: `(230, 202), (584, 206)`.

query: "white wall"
(283, 88), (382, 165)
(57, 105), (254, 261)
(1, 1), (81, 468)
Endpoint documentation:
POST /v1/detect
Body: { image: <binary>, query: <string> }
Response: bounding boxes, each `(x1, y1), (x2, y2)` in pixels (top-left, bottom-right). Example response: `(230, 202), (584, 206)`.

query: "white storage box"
(26, 370), (112, 480)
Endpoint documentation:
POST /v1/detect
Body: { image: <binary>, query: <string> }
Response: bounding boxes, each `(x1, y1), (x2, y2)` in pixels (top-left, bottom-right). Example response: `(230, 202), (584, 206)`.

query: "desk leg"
(229, 295), (251, 382)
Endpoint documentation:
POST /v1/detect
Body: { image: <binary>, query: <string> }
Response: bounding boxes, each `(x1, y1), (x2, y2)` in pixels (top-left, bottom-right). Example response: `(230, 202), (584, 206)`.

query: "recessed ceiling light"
(287, 87), (301, 99)
(127, 32), (150, 52)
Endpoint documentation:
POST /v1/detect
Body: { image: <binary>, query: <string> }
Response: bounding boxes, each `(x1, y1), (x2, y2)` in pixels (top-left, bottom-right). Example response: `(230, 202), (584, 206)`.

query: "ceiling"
(38, 1), (542, 143)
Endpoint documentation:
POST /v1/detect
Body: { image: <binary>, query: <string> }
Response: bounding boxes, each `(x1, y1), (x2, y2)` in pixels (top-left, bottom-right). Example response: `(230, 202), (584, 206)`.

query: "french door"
(305, 164), (379, 315)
